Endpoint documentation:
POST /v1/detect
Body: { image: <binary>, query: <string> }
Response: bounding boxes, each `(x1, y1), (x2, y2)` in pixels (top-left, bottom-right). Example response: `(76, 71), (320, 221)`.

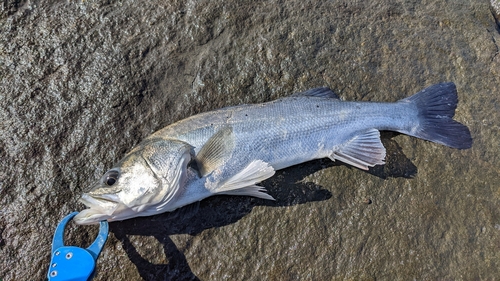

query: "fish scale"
(74, 83), (472, 224)
(157, 97), (408, 172)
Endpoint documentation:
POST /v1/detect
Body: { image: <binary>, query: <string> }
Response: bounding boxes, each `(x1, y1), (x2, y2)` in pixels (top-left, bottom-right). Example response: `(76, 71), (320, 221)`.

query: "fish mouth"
(74, 193), (120, 225)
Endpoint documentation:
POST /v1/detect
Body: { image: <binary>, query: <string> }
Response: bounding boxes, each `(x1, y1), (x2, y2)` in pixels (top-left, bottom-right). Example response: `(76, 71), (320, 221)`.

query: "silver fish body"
(152, 93), (411, 171)
(74, 83), (472, 224)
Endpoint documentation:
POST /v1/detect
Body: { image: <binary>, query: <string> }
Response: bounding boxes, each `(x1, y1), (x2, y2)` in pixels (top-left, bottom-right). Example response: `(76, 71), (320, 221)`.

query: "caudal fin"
(401, 82), (472, 149)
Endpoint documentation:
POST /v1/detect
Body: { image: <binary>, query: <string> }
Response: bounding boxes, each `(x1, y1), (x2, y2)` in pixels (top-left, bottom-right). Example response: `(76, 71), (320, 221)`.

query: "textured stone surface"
(1, 0), (499, 280)
(493, 0), (500, 16)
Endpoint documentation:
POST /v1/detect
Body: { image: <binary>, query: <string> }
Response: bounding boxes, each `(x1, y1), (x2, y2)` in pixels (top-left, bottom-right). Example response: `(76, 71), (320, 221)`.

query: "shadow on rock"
(112, 231), (201, 281)
(109, 162), (334, 280)
(109, 132), (416, 280)
(370, 131), (418, 179)
(109, 171), (332, 280)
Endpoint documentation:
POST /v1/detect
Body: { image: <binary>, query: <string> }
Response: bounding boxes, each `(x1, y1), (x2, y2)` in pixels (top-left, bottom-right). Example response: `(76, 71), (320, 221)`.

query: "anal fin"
(330, 129), (386, 170)
(212, 160), (275, 200)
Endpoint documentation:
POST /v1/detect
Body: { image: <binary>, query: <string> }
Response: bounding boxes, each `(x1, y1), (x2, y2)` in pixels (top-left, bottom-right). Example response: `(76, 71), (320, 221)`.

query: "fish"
(74, 82), (472, 225)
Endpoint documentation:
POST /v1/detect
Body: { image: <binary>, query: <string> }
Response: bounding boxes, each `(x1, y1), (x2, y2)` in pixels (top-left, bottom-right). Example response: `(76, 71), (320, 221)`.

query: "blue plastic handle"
(47, 212), (109, 281)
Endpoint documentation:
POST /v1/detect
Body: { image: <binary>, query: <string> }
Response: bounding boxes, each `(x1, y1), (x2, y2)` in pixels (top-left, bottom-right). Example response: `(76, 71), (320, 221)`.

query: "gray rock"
(493, 0), (500, 16)
(1, 0), (499, 280)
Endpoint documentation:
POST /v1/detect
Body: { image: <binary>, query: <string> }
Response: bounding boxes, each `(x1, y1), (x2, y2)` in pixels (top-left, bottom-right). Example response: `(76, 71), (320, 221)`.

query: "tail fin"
(401, 82), (472, 149)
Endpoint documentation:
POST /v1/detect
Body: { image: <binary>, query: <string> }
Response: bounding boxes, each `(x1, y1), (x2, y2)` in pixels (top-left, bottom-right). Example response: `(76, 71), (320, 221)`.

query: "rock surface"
(1, 0), (499, 280)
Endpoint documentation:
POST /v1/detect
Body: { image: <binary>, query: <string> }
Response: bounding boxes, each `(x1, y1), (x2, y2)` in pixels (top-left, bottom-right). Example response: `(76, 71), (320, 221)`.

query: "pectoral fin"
(196, 126), (235, 177)
(213, 160), (276, 200)
(330, 129), (386, 170)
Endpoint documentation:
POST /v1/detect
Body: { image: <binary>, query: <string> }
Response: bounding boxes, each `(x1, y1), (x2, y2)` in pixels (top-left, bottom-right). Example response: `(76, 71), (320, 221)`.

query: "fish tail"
(400, 82), (472, 149)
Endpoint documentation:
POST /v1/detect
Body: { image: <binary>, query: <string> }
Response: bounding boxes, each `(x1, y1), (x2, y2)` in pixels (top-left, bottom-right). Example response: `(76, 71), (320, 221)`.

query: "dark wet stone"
(1, 0), (499, 280)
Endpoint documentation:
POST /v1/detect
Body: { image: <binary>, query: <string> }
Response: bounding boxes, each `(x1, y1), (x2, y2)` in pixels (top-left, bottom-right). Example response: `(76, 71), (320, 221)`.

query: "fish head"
(74, 139), (195, 225)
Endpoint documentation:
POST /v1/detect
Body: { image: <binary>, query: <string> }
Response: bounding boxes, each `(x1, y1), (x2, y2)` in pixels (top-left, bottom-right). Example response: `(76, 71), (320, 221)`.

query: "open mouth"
(80, 193), (119, 213)
(74, 193), (120, 225)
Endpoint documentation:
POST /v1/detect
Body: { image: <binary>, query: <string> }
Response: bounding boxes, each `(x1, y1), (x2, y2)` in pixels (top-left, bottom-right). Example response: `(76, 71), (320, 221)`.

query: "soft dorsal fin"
(329, 129), (386, 170)
(196, 126), (235, 177)
(291, 87), (339, 99)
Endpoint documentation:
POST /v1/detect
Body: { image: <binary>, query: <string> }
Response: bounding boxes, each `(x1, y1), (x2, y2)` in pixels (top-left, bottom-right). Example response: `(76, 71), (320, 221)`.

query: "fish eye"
(103, 170), (120, 186)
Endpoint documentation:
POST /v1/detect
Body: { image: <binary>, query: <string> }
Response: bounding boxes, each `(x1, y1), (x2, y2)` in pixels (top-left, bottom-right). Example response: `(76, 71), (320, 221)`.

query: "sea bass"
(74, 82), (472, 225)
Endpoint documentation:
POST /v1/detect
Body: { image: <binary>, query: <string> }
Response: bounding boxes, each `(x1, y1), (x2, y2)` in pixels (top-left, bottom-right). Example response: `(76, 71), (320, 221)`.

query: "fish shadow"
(109, 164), (332, 281)
(110, 132), (416, 280)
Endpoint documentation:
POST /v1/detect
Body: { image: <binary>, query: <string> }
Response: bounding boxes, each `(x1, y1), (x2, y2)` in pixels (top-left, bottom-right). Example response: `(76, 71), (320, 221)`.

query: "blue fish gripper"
(47, 212), (109, 281)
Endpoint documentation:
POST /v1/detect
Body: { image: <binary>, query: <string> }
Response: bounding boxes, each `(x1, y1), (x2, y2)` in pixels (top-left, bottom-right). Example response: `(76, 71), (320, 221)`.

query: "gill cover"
(137, 138), (195, 212)
(75, 138), (194, 224)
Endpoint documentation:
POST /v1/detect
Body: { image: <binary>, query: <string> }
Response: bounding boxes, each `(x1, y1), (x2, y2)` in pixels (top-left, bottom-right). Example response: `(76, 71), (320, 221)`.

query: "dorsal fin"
(291, 87), (339, 99)
(195, 126), (235, 177)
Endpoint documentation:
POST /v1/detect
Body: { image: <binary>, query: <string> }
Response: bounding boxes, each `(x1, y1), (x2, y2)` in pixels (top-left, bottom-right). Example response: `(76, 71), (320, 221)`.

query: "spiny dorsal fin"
(211, 160), (275, 200)
(291, 87), (339, 99)
(329, 129), (386, 170)
(196, 126), (235, 177)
